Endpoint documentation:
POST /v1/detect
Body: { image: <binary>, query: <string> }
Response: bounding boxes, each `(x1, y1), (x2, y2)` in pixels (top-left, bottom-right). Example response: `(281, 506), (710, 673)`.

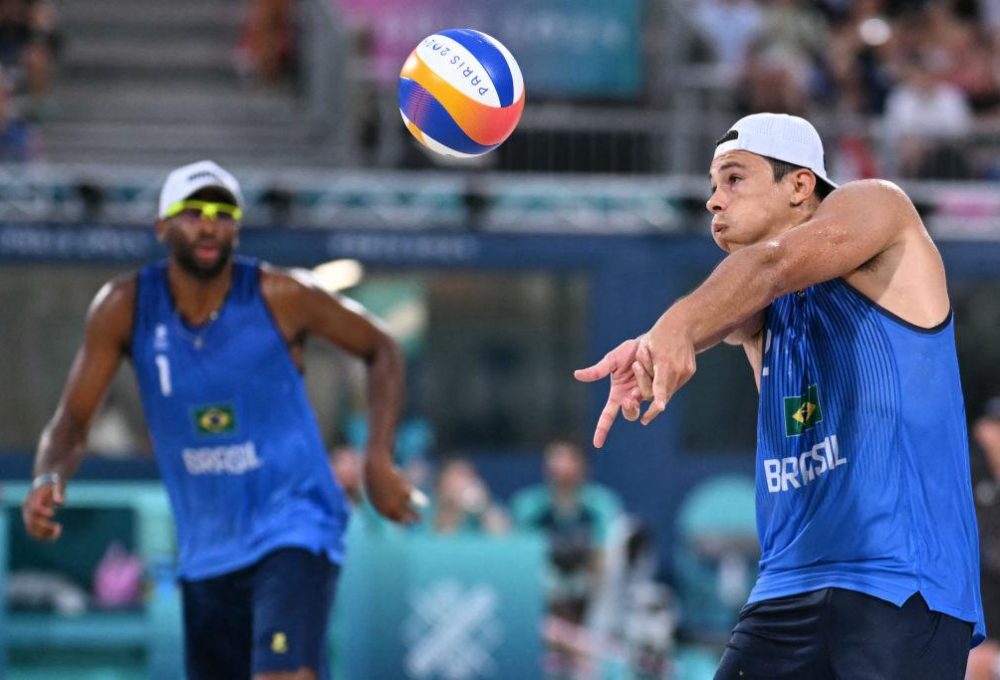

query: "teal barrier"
(0, 482), (180, 680)
(335, 525), (546, 680)
(1, 483), (545, 680)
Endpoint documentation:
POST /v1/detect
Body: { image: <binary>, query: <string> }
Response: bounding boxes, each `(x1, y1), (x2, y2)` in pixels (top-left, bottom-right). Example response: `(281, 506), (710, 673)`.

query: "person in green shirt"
(511, 440), (623, 624)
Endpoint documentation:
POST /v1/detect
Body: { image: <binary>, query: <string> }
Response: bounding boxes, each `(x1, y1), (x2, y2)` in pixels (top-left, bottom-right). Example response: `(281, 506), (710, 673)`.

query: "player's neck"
(167, 260), (233, 326)
(763, 207), (818, 243)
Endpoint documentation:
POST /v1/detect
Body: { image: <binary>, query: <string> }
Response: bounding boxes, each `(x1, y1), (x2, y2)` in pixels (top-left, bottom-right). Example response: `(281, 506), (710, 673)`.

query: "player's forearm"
(654, 240), (783, 352)
(364, 334), (406, 464)
(33, 410), (89, 480)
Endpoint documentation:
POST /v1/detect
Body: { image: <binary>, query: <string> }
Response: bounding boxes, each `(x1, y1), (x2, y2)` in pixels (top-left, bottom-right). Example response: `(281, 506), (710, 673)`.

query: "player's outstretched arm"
(636, 180), (914, 423)
(577, 180), (917, 445)
(23, 277), (134, 541)
(266, 268), (420, 523)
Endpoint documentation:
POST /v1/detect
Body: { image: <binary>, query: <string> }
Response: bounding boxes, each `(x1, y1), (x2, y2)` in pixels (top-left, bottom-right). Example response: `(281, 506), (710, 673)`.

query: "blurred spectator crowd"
(329, 439), (757, 680)
(687, 0), (1000, 180)
(0, 0), (57, 161)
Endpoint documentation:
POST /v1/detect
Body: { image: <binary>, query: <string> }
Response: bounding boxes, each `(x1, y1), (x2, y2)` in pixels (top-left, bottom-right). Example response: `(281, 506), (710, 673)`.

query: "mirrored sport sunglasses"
(164, 199), (243, 223)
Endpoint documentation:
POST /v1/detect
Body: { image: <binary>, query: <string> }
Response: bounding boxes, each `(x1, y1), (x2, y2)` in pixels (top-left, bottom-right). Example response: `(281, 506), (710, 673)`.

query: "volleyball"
(398, 29), (525, 158)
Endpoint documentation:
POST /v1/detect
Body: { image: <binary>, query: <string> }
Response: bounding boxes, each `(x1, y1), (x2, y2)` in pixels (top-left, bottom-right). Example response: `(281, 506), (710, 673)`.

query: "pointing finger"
(574, 357), (612, 383)
(593, 395), (621, 449)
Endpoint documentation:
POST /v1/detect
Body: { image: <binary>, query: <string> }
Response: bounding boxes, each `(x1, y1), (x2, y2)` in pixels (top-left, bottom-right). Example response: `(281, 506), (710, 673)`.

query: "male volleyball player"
(575, 113), (984, 678)
(22, 160), (420, 680)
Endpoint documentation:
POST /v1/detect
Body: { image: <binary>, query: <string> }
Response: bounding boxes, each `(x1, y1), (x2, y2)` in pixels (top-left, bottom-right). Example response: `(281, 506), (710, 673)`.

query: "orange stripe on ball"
(403, 117), (426, 145)
(400, 50), (524, 147)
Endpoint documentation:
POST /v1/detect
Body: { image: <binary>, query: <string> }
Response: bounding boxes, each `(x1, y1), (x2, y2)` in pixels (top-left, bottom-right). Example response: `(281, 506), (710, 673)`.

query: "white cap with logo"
(714, 113), (837, 192)
(158, 160), (244, 218)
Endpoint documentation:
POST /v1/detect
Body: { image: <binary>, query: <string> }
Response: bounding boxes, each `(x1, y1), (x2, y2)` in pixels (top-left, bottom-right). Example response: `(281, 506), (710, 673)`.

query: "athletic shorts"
(714, 587), (972, 680)
(180, 547), (340, 680)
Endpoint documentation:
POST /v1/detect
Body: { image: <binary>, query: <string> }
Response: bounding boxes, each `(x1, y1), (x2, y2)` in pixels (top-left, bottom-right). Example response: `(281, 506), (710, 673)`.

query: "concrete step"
(43, 0), (317, 168)
(65, 19), (241, 43)
(59, 0), (244, 28)
(38, 145), (339, 168)
(38, 122), (334, 166)
(47, 83), (302, 124)
(41, 120), (318, 146)
(62, 36), (235, 71)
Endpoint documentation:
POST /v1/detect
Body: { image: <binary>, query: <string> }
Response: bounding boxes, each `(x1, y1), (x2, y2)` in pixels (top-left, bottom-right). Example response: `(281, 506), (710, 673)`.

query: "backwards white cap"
(158, 160), (244, 218)
(714, 113), (837, 192)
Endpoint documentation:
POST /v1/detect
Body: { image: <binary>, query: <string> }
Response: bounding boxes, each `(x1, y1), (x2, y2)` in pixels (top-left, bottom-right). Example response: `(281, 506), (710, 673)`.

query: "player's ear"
(789, 169), (817, 207)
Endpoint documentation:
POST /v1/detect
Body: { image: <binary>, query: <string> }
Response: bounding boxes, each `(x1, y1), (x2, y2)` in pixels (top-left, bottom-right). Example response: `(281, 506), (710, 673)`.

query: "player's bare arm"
(577, 179), (938, 447)
(637, 180), (932, 420)
(260, 267), (418, 523)
(23, 276), (135, 541)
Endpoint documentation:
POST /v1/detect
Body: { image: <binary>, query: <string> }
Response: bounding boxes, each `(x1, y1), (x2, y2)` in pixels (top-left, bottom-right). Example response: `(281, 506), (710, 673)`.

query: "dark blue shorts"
(714, 588), (972, 680)
(180, 547), (340, 680)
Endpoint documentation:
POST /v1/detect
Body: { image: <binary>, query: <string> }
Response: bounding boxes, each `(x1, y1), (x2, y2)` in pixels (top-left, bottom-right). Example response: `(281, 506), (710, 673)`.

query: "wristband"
(31, 472), (62, 491)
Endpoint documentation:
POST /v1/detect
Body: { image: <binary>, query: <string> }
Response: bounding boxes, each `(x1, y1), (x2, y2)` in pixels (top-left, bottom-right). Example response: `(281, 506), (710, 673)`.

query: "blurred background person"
(425, 457), (508, 536)
(0, 66), (38, 160)
(883, 52), (973, 178)
(511, 440), (623, 678)
(512, 440), (623, 625)
(740, 0), (831, 115)
(236, 0), (295, 86)
(968, 396), (1000, 680)
(0, 0), (58, 116)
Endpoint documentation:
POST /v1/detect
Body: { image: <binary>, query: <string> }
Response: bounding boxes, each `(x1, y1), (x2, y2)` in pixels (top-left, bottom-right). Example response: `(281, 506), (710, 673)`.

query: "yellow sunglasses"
(164, 199), (243, 223)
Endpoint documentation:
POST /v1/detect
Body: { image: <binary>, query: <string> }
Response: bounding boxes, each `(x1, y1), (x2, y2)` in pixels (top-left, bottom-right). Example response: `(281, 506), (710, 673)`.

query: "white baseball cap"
(713, 113), (837, 192)
(158, 160), (244, 218)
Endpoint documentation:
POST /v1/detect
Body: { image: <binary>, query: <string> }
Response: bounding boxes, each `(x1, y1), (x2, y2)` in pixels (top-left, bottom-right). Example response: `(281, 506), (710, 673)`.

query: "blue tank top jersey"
(131, 257), (350, 580)
(753, 278), (985, 644)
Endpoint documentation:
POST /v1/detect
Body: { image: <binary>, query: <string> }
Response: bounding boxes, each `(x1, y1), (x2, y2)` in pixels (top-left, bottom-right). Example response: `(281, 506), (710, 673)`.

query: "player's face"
(158, 191), (240, 279)
(706, 151), (791, 253)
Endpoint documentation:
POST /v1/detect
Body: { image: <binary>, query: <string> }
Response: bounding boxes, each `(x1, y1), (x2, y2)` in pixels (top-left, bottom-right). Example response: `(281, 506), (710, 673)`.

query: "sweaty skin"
(576, 151), (950, 448)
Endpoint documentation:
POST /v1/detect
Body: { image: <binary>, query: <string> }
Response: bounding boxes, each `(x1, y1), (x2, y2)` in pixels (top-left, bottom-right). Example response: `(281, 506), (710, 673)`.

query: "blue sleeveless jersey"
(131, 257), (349, 580)
(754, 278), (985, 644)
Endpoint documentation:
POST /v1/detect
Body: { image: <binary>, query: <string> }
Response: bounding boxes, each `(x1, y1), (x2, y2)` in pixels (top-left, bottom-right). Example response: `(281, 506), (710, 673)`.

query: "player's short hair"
(764, 156), (834, 201)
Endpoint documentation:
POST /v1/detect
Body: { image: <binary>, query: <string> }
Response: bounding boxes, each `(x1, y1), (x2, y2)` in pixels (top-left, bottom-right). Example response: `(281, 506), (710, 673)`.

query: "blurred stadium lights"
(312, 258), (364, 292)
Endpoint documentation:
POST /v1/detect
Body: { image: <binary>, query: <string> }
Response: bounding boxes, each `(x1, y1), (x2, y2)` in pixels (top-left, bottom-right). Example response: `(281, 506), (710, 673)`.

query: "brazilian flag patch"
(193, 404), (237, 436)
(784, 384), (823, 437)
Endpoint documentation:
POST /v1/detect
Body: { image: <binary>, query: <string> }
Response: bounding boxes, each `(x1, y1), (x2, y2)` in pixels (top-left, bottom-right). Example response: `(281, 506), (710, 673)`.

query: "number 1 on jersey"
(155, 355), (172, 396)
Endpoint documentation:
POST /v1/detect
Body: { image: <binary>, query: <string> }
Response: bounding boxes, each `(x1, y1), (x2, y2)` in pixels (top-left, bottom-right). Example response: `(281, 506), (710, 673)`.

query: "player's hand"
(634, 321), (697, 426)
(364, 457), (423, 525)
(573, 338), (642, 448)
(22, 480), (65, 541)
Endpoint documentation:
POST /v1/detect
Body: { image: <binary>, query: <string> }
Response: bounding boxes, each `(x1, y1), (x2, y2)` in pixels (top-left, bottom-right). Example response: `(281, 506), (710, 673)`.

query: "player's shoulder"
(90, 272), (138, 317)
(259, 262), (326, 304)
(822, 179), (923, 241)
(828, 178), (915, 213)
(829, 178), (909, 202)
(86, 273), (139, 345)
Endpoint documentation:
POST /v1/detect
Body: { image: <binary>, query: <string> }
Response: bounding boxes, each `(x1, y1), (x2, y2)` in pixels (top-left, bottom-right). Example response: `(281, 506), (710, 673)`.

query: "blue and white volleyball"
(398, 28), (525, 158)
